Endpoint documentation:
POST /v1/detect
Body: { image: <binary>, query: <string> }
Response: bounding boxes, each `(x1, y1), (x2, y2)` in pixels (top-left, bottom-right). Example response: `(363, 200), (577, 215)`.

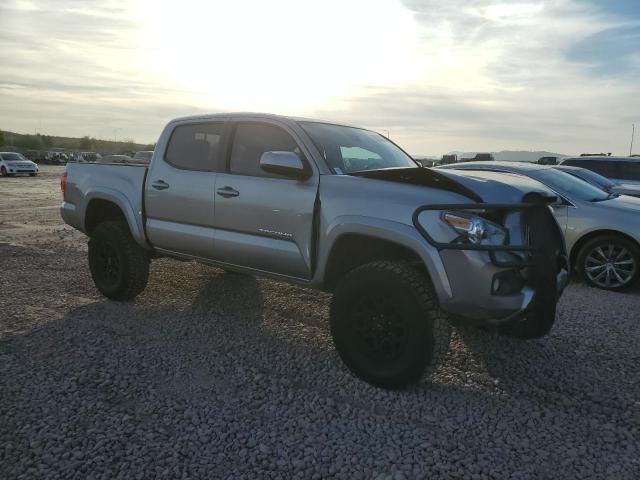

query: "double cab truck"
(61, 113), (568, 388)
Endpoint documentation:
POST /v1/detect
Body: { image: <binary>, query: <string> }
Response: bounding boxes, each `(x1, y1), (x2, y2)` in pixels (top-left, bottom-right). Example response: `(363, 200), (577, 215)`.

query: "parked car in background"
(440, 154), (458, 165)
(68, 152), (86, 163)
(0, 152), (39, 176)
(459, 153), (494, 162)
(45, 152), (69, 165)
(437, 161), (640, 291)
(60, 112), (569, 388)
(98, 154), (135, 164)
(133, 151), (154, 164)
(24, 150), (45, 163)
(555, 165), (640, 198)
(561, 156), (640, 189)
(538, 156), (558, 165)
(74, 152), (102, 163)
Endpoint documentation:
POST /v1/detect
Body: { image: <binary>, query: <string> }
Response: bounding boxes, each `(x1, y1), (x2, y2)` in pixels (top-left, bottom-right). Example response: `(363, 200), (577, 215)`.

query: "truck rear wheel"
(88, 221), (150, 300)
(330, 261), (451, 389)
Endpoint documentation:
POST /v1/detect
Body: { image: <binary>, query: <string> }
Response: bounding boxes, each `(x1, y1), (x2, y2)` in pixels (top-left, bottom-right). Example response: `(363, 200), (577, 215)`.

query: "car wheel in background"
(1, 167), (6, 177)
(88, 221), (150, 300)
(29, 173), (37, 176)
(576, 235), (639, 291)
(330, 261), (451, 389)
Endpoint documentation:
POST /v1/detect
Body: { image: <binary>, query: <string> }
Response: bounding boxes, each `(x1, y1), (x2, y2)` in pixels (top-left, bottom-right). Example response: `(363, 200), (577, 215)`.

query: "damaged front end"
(351, 166), (569, 334)
(413, 196), (569, 332)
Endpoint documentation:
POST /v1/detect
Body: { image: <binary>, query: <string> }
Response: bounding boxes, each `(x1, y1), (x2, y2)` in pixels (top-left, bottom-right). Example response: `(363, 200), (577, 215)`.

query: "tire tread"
(89, 221), (150, 300)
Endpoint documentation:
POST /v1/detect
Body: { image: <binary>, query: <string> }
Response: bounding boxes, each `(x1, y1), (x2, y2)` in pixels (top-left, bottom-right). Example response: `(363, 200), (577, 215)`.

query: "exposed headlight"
(442, 212), (508, 246)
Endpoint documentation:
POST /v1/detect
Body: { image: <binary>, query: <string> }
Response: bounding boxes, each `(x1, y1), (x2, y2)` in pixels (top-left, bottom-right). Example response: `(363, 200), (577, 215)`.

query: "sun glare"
(136, 0), (420, 113)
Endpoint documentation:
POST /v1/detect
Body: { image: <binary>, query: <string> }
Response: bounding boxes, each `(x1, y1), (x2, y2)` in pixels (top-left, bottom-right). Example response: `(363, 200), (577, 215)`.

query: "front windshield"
(299, 122), (417, 174)
(534, 169), (609, 202)
(2, 153), (26, 161)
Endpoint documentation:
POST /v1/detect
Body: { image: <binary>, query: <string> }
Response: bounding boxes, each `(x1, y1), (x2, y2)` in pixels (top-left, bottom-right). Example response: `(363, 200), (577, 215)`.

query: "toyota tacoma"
(61, 113), (568, 388)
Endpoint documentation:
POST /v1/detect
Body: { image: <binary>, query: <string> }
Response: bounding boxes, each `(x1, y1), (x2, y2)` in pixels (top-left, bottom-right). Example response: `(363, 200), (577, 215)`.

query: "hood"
(8, 160), (35, 166)
(595, 194), (640, 213)
(435, 169), (558, 204)
(350, 167), (483, 201)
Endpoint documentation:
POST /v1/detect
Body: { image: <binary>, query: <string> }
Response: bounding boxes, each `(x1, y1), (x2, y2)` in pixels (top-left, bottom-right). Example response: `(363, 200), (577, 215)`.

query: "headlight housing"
(442, 211), (508, 246)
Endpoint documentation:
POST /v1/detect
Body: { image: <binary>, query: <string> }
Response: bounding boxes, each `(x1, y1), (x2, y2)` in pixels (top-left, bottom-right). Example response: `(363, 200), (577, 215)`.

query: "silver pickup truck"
(61, 113), (568, 388)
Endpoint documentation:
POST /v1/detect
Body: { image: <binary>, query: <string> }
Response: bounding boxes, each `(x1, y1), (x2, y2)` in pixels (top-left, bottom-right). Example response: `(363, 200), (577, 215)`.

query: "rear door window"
(165, 122), (223, 171)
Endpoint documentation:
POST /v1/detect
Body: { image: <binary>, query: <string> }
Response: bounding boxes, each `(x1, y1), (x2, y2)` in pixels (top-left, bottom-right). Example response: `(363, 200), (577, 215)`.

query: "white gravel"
(1, 166), (639, 479)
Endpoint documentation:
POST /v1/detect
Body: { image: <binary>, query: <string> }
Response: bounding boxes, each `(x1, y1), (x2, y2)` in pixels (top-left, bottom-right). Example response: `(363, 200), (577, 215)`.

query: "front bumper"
(8, 167), (38, 174)
(436, 249), (568, 324)
(413, 202), (569, 325)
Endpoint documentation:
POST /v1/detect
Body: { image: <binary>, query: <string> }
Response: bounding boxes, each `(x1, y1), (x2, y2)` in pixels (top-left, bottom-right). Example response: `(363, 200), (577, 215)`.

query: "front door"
(212, 121), (319, 279)
(145, 121), (224, 259)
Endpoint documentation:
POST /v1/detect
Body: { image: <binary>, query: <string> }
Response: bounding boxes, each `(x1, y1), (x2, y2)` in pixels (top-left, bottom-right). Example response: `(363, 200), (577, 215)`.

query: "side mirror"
(259, 151), (310, 180)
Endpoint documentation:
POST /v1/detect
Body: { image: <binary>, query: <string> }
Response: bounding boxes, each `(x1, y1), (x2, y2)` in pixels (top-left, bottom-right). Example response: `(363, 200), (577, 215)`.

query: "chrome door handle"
(151, 180), (170, 190)
(216, 186), (239, 198)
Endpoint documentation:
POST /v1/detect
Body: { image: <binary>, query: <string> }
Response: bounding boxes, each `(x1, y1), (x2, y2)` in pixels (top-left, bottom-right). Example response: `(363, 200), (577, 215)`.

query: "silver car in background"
(133, 151), (154, 164)
(437, 161), (640, 291)
(0, 152), (39, 176)
(555, 165), (640, 198)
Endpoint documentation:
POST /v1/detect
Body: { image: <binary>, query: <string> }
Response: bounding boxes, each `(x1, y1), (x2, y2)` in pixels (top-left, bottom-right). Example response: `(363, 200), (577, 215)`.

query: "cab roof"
(168, 112), (360, 129)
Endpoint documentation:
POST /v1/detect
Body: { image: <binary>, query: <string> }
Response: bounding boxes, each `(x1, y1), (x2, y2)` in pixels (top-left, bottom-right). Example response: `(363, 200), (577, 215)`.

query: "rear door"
(144, 121), (224, 259)
(212, 121), (319, 279)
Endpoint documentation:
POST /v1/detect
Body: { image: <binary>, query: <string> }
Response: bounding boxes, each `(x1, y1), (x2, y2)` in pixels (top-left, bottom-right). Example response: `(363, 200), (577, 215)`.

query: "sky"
(0, 0), (639, 156)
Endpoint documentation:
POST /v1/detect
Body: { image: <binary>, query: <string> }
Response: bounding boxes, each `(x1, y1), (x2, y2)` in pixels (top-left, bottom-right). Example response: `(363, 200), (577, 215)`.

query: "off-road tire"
(88, 221), (150, 300)
(576, 235), (639, 291)
(330, 261), (451, 389)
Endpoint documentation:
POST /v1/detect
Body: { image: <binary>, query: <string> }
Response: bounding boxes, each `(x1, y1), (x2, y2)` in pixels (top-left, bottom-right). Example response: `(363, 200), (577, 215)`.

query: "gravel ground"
(1, 165), (639, 479)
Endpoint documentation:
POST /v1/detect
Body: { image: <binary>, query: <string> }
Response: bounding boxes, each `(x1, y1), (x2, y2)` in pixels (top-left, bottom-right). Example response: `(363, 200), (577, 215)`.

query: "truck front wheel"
(330, 261), (451, 389)
(88, 221), (150, 300)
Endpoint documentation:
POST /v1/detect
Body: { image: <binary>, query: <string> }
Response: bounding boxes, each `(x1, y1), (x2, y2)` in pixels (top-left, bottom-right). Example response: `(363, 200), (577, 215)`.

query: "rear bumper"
(413, 202), (569, 325)
(60, 201), (83, 232)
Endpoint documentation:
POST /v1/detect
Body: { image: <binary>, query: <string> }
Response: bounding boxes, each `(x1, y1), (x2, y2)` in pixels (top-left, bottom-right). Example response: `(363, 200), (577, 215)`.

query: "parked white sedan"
(0, 152), (39, 177)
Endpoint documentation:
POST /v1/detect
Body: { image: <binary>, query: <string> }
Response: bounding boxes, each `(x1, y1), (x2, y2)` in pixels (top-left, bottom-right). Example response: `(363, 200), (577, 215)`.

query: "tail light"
(60, 171), (67, 195)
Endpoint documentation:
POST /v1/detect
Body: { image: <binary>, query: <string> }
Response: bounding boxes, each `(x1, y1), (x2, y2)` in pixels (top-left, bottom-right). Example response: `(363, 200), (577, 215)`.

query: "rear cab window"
(165, 122), (224, 171)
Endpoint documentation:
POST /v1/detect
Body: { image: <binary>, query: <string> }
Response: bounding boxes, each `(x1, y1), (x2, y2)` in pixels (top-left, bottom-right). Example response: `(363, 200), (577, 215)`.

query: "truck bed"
(61, 162), (149, 247)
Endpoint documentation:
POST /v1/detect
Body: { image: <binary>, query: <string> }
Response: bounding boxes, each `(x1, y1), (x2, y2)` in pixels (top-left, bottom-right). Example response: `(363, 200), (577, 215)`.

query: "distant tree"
(79, 136), (92, 150)
(0, 130), (4, 146)
(16, 134), (43, 149)
(41, 135), (53, 148)
(121, 138), (136, 154)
